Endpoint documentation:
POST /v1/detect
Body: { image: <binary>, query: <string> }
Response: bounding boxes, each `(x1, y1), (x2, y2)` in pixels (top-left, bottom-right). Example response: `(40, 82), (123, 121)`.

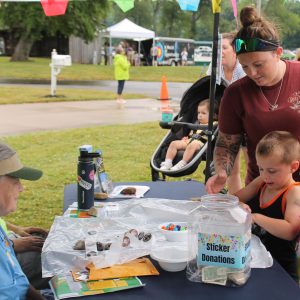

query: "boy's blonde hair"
(256, 131), (300, 164)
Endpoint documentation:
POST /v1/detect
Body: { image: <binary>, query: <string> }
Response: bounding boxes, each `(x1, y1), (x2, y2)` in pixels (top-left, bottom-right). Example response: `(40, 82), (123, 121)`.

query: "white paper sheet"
(109, 185), (150, 198)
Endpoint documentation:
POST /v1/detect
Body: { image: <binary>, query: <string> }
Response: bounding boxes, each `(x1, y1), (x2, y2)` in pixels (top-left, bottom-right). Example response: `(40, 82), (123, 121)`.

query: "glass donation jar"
(186, 194), (251, 287)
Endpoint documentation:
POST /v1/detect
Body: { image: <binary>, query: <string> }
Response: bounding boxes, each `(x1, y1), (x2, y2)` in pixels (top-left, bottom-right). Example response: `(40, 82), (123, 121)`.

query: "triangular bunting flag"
(113, 0), (135, 13)
(40, 0), (69, 17)
(177, 0), (201, 12)
(212, 0), (221, 13)
(231, 0), (237, 18)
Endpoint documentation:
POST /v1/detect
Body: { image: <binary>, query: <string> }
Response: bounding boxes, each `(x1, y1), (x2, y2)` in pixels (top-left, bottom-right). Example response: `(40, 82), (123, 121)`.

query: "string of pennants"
(111, 0), (237, 21)
(4, 0), (238, 20)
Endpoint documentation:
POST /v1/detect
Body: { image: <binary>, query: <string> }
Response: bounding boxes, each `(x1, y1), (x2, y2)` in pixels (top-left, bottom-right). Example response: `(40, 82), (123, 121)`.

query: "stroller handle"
(159, 121), (216, 131)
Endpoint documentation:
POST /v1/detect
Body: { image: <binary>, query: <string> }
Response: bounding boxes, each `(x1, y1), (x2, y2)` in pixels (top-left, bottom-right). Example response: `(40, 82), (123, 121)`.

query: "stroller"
(150, 76), (226, 181)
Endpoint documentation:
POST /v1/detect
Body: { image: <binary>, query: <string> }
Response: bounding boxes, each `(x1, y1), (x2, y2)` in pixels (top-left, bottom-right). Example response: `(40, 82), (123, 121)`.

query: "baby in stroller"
(150, 76), (226, 181)
(160, 99), (217, 171)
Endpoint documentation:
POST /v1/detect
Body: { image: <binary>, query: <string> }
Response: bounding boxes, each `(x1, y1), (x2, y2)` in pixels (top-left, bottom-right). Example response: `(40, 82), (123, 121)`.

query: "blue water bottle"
(77, 149), (100, 210)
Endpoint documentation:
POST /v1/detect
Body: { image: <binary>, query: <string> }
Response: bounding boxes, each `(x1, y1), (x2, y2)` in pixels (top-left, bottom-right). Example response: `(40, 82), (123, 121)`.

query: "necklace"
(259, 78), (283, 111)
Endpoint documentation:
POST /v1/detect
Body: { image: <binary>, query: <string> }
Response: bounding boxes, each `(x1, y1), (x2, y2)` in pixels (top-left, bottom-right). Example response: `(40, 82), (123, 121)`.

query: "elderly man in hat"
(0, 141), (45, 299)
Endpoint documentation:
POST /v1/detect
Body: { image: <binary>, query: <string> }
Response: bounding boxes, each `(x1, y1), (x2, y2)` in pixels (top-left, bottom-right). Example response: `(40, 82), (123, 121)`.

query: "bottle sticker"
(89, 170), (94, 181)
(78, 176), (92, 190)
(197, 232), (251, 269)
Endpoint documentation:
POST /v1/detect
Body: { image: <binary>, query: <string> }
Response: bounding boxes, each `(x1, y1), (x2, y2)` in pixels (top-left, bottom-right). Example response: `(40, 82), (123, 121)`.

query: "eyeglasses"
(234, 38), (279, 54)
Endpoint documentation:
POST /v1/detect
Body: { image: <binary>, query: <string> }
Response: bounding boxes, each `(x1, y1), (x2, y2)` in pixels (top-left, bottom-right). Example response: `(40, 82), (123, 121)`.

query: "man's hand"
(206, 172), (227, 194)
(12, 236), (45, 253)
(14, 226), (48, 238)
(27, 284), (45, 300)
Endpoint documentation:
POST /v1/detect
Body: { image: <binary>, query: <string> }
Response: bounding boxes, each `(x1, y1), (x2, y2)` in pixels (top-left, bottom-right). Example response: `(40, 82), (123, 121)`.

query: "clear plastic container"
(186, 194), (251, 287)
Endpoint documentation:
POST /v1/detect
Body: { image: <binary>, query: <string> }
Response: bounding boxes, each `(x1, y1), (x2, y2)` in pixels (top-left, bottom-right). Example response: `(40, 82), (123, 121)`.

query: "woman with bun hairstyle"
(206, 6), (300, 194)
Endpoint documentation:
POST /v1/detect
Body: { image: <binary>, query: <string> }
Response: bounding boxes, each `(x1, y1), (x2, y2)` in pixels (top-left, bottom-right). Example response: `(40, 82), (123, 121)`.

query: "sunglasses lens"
(245, 39), (258, 51)
(235, 38), (277, 54)
(234, 39), (243, 52)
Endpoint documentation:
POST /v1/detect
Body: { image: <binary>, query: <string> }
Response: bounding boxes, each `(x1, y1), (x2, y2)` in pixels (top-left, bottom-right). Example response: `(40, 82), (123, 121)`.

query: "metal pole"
(152, 38), (155, 66)
(109, 36), (112, 65)
(50, 49), (57, 97)
(205, 11), (220, 183)
(138, 41), (141, 66)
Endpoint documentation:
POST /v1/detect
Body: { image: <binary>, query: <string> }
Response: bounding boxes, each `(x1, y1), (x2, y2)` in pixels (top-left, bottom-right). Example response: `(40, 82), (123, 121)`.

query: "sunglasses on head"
(233, 38), (279, 54)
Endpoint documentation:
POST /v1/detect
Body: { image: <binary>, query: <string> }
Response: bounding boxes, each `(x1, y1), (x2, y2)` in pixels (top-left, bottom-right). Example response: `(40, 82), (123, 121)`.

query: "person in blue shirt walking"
(0, 141), (44, 300)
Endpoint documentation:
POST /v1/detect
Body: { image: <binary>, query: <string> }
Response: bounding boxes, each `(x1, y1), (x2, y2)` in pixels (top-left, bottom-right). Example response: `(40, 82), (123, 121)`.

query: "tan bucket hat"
(0, 142), (42, 181)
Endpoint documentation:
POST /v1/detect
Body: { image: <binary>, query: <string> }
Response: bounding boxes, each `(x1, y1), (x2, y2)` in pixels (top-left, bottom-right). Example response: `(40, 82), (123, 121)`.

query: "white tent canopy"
(102, 18), (155, 40)
(101, 18), (155, 65)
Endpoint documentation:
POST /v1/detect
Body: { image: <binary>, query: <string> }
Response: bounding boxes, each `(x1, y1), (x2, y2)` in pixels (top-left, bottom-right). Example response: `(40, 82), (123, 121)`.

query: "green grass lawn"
(0, 56), (206, 105)
(0, 56), (206, 82)
(0, 86), (147, 104)
(2, 122), (213, 229)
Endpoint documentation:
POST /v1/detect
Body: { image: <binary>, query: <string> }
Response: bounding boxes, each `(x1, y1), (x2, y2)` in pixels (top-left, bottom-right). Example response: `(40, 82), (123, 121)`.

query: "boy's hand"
(12, 236), (45, 253)
(239, 202), (252, 214)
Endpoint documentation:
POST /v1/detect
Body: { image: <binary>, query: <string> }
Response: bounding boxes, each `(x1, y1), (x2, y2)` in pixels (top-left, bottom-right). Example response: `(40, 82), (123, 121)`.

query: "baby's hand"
(182, 136), (188, 141)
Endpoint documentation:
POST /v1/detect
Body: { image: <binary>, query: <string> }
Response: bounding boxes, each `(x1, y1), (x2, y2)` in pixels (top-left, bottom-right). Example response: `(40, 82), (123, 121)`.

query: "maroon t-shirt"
(219, 60), (300, 184)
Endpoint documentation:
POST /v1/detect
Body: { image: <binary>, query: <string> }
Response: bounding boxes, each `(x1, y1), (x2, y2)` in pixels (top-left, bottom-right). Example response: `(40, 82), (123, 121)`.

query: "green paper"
(50, 274), (145, 299)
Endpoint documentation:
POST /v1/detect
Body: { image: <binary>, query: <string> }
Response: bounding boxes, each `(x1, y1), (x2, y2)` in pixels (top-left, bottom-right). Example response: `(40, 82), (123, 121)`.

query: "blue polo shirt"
(0, 226), (29, 299)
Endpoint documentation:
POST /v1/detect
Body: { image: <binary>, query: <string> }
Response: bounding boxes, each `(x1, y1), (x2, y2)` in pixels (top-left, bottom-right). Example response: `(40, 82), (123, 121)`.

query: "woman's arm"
(214, 131), (242, 175)
(206, 131), (242, 194)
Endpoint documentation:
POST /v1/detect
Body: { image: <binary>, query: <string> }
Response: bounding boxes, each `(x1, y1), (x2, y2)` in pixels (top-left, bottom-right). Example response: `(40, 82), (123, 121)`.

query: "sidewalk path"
(0, 99), (180, 136)
(0, 80), (193, 100)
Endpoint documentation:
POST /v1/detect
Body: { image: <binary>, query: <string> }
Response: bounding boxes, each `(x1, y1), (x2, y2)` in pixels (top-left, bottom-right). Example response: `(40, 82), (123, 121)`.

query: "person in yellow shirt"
(114, 46), (130, 104)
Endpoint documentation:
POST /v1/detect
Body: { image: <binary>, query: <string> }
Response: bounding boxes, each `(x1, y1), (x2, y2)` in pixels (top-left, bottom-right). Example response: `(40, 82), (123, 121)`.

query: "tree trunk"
(190, 12), (197, 38)
(10, 34), (33, 61)
(151, 0), (162, 32)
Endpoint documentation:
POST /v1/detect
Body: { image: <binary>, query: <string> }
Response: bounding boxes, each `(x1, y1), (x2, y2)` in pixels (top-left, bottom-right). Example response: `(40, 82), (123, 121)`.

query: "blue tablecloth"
(63, 181), (299, 300)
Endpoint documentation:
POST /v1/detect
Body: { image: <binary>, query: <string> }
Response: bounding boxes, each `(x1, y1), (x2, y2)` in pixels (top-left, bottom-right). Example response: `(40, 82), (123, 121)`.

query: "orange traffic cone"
(159, 76), (173, 122)
(159, 75), (170, 101)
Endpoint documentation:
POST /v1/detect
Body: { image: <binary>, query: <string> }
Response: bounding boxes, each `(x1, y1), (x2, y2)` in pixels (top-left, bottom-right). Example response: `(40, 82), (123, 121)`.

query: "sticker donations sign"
(197, 233), (251, 269)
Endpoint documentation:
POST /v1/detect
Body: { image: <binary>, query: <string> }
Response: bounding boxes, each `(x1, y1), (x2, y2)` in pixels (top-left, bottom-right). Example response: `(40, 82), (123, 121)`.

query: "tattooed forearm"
(214, 132), (242, 176)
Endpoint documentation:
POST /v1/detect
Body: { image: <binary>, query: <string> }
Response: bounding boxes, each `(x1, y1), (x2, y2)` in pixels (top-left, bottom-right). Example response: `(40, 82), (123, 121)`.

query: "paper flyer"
(50, 274), (145, 299)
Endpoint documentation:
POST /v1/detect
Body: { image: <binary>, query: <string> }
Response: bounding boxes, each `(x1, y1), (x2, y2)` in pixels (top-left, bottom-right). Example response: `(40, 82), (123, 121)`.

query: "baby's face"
(197, 104), (209, 124)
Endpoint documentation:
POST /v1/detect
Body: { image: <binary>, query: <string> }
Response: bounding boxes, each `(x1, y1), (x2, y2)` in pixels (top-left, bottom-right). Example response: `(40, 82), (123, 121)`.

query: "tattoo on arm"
(214, 132), (242, 176)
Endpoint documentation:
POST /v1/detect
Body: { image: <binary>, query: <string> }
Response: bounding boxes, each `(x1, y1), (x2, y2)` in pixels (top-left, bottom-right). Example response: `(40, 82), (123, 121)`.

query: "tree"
(264, 0), (300, 48)
(0, 0), (109, 61)
(110, 0), (155, 31)
(159, 1), (184, 37)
